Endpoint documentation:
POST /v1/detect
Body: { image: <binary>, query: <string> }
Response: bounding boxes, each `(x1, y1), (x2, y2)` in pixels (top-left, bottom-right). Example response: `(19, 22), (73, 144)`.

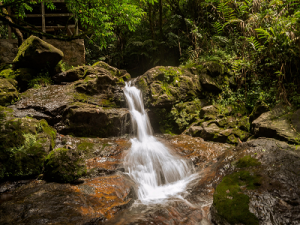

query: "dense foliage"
(85, 0), (300, 111)
(1, 0), (300, 111)
(0, 0), (155, 45)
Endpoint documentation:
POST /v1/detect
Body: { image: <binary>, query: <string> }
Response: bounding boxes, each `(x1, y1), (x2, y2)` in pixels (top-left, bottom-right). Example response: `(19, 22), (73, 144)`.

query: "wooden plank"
(7, 7), (12, 39)
(24, 25), (75, 29)
(26, 13), (73, 17)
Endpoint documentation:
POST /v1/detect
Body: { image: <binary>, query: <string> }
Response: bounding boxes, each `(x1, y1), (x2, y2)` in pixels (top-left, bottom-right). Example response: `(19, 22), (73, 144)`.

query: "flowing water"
(123, 81), (196, 204)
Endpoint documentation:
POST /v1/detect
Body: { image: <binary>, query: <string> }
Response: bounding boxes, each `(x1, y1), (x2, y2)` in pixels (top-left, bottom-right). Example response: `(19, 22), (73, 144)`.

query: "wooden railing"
(6, 1), (78, 39)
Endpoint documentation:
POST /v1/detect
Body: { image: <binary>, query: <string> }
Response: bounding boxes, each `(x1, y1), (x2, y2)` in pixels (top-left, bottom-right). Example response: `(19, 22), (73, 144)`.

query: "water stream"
(123, 81), (196, 204)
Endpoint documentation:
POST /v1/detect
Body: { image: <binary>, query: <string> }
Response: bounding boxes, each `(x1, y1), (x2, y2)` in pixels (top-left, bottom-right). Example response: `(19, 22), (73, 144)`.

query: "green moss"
(92, 61), (118, 77)
(213, 170), (261, 225)
(13, 37), (36, 63)
(158, 67), (182, 84)
(137, 78), (148, 94)
(0, 78), (19, 106)
(0, 69), (14, 79)
(171, 98), (202, 131)
(236, 155), (261, 168)
(44, 147), (87, 183)
(13, 36), (63, 65)
(77, 141), (95, 158)
(0, 63), (11, 73)
(0, 117), (54, 180)
(39, 119), (57, 149)
(117, 77), (125, 84)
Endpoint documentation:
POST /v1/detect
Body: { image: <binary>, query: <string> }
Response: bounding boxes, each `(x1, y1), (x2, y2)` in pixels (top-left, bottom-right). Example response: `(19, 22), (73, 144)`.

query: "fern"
(213, 21), (224, 35)
(217, 1), (236, 21)
(247, 36), (263, 51)
(255, 27), (272, 43)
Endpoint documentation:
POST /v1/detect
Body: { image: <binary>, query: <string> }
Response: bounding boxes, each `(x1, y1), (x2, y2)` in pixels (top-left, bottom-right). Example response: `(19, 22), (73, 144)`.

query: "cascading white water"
(123, 81), (195, 204)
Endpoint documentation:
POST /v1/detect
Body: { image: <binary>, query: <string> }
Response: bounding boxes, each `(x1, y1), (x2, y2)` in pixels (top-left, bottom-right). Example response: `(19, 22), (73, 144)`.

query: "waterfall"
(123, 81), (195, 204)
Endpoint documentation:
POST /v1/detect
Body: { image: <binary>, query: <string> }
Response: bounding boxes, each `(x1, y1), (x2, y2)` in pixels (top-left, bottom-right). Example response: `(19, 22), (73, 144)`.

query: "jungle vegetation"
(1, 0), (300, 112)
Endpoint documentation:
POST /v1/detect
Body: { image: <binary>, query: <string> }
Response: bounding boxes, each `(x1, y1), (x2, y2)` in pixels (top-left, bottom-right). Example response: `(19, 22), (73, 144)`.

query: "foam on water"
(123, 81), (195, 204)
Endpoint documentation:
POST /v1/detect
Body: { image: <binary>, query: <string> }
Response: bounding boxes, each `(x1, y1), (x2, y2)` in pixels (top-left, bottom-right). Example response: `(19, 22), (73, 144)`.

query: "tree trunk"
(159, 0), (163, 40)
(1, 3), (23, 45)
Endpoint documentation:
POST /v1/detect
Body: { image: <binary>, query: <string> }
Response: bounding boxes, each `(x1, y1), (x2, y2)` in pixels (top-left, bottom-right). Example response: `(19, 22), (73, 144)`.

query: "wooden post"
(7, 7), (12, 39)
(41, 3), (46, 39)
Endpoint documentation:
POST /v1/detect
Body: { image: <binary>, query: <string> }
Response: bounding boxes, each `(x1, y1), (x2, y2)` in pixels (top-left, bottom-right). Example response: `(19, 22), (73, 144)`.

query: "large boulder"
(0, 106), (56, 180)
(13, 36), (63, 70)
(252, 105), (300, 144)
(211, 138), (300, 225)
(9, 65), (131, 138)
(134, 66), (201, 107)
(0, 78), (18, 106)
(55, 102), (131, 137)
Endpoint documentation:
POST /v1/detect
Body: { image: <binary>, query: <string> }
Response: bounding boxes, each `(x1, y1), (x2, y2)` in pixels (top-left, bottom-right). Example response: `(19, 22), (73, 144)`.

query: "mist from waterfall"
(123, 81), (195, 204)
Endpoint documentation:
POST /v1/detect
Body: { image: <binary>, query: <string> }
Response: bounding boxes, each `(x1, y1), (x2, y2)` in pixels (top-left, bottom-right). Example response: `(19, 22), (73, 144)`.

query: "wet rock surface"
(55, 103), (131, 137)
(211, 138), (300, 225)
(10, 82), (130, 137)
(1, 133), (300, 224)
(0, 174), (135, 225)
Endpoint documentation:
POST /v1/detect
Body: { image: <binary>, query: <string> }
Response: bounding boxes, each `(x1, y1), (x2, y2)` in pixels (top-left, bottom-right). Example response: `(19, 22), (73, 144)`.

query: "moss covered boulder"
(0, 78), (19, 106)
(53, 61), (130, 85)
(0, 108), (56, 180)
(13, 36), (63, 70)
(44, 147), (86, 183)
(252, 104), (300, 144)
(211, 138), (300, 224)
(135, 66), (201, 107)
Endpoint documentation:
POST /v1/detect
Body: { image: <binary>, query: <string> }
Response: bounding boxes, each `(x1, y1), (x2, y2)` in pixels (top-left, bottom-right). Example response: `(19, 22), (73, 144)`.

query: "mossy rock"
(199, 73), (221, 92)
(53, 66), (88, 83)
(235, 155), (261, 168)
(213, 170), (260, 225)
(0, 78), (19, 106)
(171, 98), (202, 131)
(0, 115), (57, 180)
(0, 67), (38, 92)
(13, 35), (63, 70)
(202, 61), (226, 77)
(134, 66), (201, 107)
(92, 61), (131, 80)
(44, 147), (87, 183)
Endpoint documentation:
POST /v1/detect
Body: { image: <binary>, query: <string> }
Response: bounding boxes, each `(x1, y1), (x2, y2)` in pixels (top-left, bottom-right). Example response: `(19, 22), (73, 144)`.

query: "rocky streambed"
(1, 36), (300, 224)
